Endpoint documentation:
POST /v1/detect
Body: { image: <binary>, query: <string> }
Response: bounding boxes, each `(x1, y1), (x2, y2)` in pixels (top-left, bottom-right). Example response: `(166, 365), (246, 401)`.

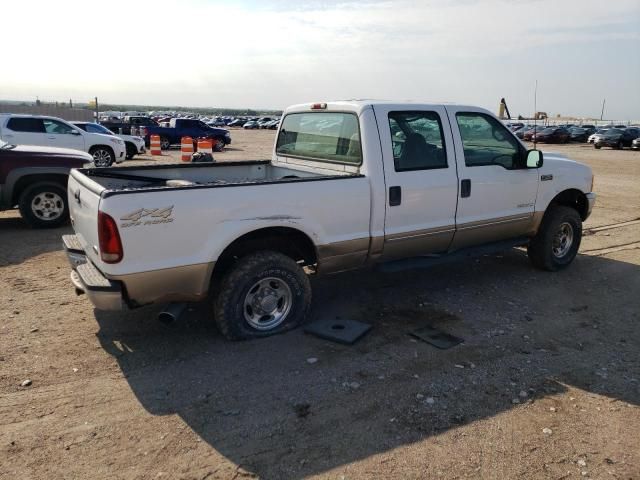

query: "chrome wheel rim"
(31, 192), (64, 221)
(243, 277), (292, 331)
(552, 222), (574, 258)
(161, 138), (170, 149)
(92, 149), (111, 166)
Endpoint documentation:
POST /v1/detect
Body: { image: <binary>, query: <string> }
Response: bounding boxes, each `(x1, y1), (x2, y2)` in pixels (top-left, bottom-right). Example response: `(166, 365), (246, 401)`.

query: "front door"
(446, 106), (539, 249)
(42, 119), (85, 151)
(374, 105), (459, 260)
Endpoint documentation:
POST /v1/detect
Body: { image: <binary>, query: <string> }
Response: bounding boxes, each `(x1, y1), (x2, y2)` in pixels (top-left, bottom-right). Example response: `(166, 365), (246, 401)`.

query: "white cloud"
(2, 0), (638, 118)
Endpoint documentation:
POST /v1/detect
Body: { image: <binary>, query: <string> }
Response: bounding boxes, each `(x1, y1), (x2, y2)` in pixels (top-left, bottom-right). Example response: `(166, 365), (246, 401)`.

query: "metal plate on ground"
(305, 319), (372, 345)
(410, 325), (463, 349)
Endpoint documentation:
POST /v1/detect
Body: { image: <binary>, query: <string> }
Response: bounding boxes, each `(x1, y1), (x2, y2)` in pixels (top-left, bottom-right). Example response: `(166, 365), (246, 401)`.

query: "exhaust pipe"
(158, 303), (187, 324)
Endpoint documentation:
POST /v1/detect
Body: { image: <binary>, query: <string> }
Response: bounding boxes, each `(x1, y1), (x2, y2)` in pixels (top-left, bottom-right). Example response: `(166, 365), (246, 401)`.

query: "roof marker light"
(311, 103), (327, 110)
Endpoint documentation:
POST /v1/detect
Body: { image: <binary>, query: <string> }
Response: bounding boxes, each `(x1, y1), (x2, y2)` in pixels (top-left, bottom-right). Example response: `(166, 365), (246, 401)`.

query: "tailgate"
(68, 170), (105, 266)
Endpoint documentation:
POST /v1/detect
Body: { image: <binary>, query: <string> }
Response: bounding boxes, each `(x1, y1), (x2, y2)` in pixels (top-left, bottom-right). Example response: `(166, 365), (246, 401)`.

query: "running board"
(377, 237), (530, 273)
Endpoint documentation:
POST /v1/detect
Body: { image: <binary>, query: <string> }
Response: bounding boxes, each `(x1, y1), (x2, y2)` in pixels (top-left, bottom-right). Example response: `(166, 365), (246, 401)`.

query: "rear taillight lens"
(98, 211), (123, 263)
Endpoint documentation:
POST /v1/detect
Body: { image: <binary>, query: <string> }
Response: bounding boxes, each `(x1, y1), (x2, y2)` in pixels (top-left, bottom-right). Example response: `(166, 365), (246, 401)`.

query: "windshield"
(606, 128), (624, 135)
(540, 128), (555, 134)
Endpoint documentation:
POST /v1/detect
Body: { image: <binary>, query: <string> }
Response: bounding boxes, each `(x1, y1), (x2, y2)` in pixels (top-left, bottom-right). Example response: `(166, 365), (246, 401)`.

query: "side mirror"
(526, 149), (543, 168)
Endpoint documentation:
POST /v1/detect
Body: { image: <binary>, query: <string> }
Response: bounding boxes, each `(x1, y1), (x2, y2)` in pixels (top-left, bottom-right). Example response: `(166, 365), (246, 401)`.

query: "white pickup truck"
(64, 101), (595, 340)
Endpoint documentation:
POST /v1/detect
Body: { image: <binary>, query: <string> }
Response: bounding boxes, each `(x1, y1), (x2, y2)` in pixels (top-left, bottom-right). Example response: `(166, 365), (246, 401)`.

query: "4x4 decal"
(120, 206), (174, 227)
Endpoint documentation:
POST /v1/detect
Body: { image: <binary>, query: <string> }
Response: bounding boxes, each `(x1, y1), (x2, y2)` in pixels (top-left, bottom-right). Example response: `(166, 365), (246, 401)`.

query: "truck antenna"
(533, 80), (538, 150)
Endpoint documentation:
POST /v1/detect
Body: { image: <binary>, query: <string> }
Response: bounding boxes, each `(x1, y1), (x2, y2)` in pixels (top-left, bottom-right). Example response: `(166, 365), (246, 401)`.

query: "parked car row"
(508, 122), (640, 149)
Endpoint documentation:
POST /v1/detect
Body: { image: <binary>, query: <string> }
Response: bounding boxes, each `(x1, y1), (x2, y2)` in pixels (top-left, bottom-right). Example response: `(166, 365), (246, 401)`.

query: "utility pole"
(95, 96), (99, 121)
(600, 98), (606, 121)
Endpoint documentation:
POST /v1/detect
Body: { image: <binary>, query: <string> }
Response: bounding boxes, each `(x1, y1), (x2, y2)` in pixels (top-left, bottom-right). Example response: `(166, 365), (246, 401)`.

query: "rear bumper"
(63, 234), (126, 311)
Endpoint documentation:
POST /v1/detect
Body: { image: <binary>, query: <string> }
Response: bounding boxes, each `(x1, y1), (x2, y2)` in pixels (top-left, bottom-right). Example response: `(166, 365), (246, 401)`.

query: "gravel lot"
(1, 129), (639, 479)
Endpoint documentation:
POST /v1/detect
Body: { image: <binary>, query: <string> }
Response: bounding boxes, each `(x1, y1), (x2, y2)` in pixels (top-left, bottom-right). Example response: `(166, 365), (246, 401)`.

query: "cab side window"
(456, 113), (523, 169)
(388, 111), (447, 171)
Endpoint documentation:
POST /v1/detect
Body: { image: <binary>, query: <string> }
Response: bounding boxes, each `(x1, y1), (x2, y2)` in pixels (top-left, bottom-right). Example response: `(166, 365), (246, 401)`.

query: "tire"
(89, 146), (115, 167)
(213, 251), (312, 340)
(527, 206), (582, 271)
(125, 142), (137, 160)
(213, 138), (224, 152)
(594, 144), (601, 149)
(617, 141), (624, 150)
(160, 137), (171, 150)
(18, 183), (69, 229)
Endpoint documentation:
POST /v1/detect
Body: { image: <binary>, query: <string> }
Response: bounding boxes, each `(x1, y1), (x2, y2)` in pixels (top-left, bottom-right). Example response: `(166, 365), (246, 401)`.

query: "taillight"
(98, 211), (123, 263)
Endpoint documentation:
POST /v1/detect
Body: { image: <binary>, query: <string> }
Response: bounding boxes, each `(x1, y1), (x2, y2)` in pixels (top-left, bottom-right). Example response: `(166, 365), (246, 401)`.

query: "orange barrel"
(181, 136), (194, 162)
(197, 138), (213, 154)
(150, 135), (162, 156)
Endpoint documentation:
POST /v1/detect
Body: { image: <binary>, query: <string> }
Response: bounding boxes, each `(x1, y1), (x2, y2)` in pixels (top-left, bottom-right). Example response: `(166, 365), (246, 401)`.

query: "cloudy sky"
(3, 0), (639, 119)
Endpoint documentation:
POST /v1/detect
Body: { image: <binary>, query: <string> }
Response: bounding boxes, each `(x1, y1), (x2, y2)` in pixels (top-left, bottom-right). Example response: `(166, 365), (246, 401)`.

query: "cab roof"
(285, 100), (470, 115)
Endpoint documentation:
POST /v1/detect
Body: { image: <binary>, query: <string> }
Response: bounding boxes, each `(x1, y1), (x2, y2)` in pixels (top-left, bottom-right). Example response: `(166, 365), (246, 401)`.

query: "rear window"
(276, 112), (361, 165)
(7, 117), (45, 133)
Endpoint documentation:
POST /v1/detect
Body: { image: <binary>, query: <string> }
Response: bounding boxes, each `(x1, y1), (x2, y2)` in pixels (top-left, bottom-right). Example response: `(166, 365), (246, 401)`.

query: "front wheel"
(90, 146), (115, 167)
(160, 137), (171, 150)
(594, 144), (601, 149)
(528, 206), (582, 271)
(213, 138), (225, 152)
(213, 251), (312, 340)
(18, 183), (69, 229)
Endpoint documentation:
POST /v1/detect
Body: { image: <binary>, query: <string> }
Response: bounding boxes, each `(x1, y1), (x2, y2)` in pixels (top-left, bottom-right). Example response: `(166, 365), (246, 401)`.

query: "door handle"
(461, 179), (471, 198)
(47, 136), (56, 139)
(389, 186), (401, 206)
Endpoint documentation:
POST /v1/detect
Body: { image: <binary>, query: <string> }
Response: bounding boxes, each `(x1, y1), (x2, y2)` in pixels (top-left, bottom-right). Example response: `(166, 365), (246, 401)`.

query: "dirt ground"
(1, 129), (639, 480)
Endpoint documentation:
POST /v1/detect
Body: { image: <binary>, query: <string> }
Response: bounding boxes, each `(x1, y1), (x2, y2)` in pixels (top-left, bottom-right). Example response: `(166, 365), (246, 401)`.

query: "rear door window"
(388, 111), (447, 171)
(6, 117), (45, 133)
(276, 112), (361, 165)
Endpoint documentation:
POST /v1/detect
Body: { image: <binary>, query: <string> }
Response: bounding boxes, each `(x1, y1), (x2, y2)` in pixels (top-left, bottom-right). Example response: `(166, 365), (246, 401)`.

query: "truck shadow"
(94, 250), (639, 479)
(0, 213), (72, 266)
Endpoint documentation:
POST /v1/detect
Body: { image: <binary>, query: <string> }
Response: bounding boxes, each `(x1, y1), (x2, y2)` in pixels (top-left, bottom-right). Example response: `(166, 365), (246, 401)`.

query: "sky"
(2, 0), (639, 119)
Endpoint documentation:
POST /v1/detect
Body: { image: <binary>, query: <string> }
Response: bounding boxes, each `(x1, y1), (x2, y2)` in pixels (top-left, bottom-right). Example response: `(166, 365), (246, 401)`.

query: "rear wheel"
(90, 146), (115, 167)
(528, 206), (582, 271)
(160, 137), (171, 150)
(18, 183), (68, 229)
(213, 251), (311, 340)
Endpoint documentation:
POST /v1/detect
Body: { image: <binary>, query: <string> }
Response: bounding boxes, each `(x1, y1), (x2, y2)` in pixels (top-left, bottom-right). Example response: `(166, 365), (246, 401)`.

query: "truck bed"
(77, 160), (361, 196)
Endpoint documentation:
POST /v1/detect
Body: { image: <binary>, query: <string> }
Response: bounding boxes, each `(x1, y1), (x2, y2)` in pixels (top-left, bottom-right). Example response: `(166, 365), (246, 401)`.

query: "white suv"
(0, 114), (126, 166)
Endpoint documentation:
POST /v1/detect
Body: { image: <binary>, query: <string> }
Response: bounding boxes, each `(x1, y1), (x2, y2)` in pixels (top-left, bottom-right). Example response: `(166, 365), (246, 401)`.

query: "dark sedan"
(569, 127), (590, 142)
(521, 125), (546, 141)
(530, 127), (570, 143)
(594, 127), (640, 149)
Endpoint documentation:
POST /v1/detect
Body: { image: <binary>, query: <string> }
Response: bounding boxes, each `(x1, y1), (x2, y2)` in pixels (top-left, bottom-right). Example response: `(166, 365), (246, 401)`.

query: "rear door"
(373, 105), (459, 259)
(445, 106), (539, 249)
(2, 117), (47, 146)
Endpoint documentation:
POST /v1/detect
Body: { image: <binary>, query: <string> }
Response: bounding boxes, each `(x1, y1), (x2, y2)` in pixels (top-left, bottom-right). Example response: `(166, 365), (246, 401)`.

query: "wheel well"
(89, 145), (114, 154)
(11, 175), (67, 205)
(212, 227), (318, 283)
(549, 189), (588, 220)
